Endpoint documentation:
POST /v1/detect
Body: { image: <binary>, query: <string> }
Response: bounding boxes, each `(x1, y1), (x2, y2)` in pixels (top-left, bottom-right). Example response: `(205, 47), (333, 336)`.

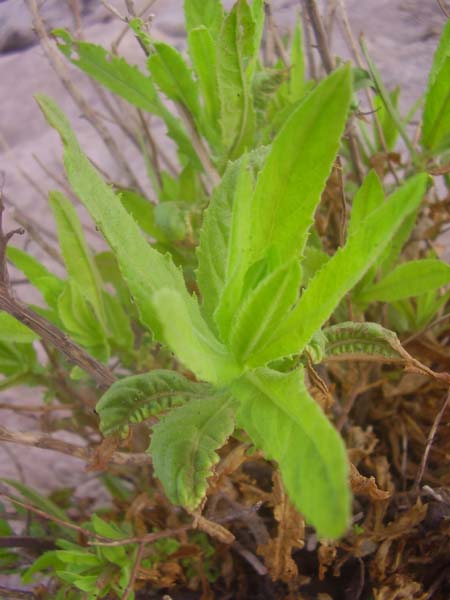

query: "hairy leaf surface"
(233, 368), (350, 538)
(54, 30), (197, 164)
(147, 42), (200, 121)
(216, 0), (257, 156)
(248, 64), (352, 266)
(422, 19), (450, 151)
(97, 370), (210, 436)
(356, 259), (450, 303)
(196, 155), (254, 328)
(347, 170), (384, 237)
(151, 289), (241, 383)
(37, 95), (234, 384)
(49, 191), (106, 327)
(314, 321), (406, 362)
(184, 0), (223, 38)
(249, 173), (428, 365)
(149, 394), (236, 510)
(229, 260), (301, 362)
(7, 247), (64, 310)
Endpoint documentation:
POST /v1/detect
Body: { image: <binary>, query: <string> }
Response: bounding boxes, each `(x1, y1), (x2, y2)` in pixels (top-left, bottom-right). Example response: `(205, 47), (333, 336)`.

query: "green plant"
(1, 0), (450, 597)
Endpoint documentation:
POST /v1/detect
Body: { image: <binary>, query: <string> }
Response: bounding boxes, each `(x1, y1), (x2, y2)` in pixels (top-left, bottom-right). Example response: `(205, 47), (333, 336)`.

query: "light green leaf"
(249, 173), (429, 365)
(149, 394), (236, 510)
(154, 202), (187, 241)
(0, 313), (38, 343)
(347, 170), (384, 237)
(49, 190), (106, 327)
(53, 29), (197, 165)
(7, 246), (64, 309)
(37, 95), (231, 383)
(57, 281), (109, 361)
(0, 342), (37, 377)
(248, 64), (352, 266)
(96, 370), (210, 436)
(229, 260), (301, 362)
(151, 288), (241, 384)
(119, 190), (164, 240)
(184, 0), (224, 38)
(233, 367), (350, 538)
(1, 479), (68, 522)
(103, 292), (134, 352)
(196, 155), (254, 328)
(216, 0), (257, 157)
(147, 42), (200, 121)
(54, 29), (160, 112)
(373, 89), (400, 151)
(301, 246), (330, 285)
(187, 27), (221, 140)
(422, 19), (450, 152)
(289, 18), (305, 101)
(356, 259), (450, 304)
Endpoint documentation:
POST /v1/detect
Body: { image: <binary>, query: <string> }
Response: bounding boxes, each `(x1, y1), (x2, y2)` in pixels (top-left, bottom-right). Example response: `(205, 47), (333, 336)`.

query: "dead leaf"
(350, 464), (391, 501)
(257, 473), (305, 582)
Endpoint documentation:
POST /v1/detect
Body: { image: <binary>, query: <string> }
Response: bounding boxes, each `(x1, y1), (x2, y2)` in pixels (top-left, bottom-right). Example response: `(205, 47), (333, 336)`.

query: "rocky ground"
(0, 0), (448, 584)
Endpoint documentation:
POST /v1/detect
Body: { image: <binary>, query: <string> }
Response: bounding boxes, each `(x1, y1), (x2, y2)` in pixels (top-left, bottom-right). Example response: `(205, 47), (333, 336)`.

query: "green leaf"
(187, 26), (221, 141)
(49, 190), (106, 327)
(355, 259), (450, 304)
(1, 479), (68, 522)
(37, 95), (233, 384)
(94, 251), (132, 309)
(54, 29), (161, 112)
(347, 170), (384, 237)
(229, 260), (301, 362)
(289, 18), (305, 101)
(7, 246), (64, 309)
(315, 321), (406, 362)
(147, 42), (200, 122)
(196, 155), (254, 328)
(119, 190), (164, 240)
(233, 368), (350, 538)
(0, 313), (38, 343)
(422, 19), (450, 152)
(53, 29), (197, 165)
(216, 0), (257, 157)
(149, 394), (236, 510)
(151, 288), (241, 383)
(373, 89), (400, 151)
(249, 173), (429, 365)
(57, 281), (109, 361)
(248, 64), (352, 266)
(154, 202), (187, 241)
(184, 0), (223, 38)
(0, 342), (37, 377)
(96, 370), (211, 436)
(103, 292), (134, 352)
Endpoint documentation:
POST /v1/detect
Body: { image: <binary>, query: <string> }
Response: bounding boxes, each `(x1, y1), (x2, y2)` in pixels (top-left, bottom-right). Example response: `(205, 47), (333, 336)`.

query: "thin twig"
(437, 0), (450, 19)
(337, 0), (400, 184)
(27, 0), (141, 190)
(0, 425), (151, 466)
(0, 194), (115, 387)
(304, 0), (364, 183)
(122, 542), (145, 600)
(413, 389), (450, 491)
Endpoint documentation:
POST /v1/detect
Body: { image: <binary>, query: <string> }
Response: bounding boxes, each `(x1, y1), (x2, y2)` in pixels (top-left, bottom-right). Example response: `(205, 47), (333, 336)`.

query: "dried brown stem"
(0, 194), (115, 388)
(122, 542), (145, 600)
(413, 388), (450, 491)
(437, 0), (450, 19)
(304, 0), (364, 183)
(27, 0), (140, 190)
(0, 425), (150, 466)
